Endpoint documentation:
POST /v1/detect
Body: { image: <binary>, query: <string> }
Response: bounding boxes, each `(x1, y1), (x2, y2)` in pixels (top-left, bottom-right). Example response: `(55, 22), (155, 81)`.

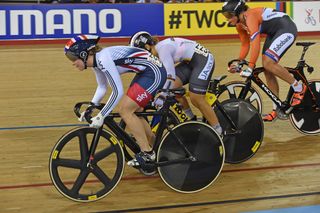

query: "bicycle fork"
(86, 127), (102, 168)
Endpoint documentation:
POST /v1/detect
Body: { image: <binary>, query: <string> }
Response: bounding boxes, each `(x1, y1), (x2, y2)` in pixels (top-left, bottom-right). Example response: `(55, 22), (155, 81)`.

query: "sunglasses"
(222, 12), (236, 19)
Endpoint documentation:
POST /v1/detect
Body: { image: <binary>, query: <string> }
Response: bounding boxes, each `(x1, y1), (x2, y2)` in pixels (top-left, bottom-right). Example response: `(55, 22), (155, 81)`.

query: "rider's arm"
(95, 52), (124, 118)
(91, 67), (108, 105)
(246, 13), (261, 69)
(237, 24), (250, 60)
(157, 44), (176, 89)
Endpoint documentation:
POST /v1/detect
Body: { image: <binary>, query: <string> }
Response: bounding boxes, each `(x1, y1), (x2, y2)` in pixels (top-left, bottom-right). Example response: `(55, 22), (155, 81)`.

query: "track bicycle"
(49, 88), (225, 202)
(140, 87), (264, 164)
(120, 73), (265, 164)
(228, 42), (320, 135)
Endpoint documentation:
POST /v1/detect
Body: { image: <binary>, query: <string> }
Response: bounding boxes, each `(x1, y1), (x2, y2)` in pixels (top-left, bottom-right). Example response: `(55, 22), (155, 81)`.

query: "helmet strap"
(236, 15), (240, 23)
(84, 60), (88, 69)
(81, 55), (88, 69)
(80, 51), (88, 69)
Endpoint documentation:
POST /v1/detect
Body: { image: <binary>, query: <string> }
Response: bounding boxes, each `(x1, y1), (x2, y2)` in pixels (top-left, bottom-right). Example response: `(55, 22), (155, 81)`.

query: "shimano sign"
(0, 9), (121, 36)
(0, 4), (164, 40)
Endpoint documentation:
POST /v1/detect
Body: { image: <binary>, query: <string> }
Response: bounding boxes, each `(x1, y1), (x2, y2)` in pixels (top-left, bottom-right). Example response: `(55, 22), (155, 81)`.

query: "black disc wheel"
(290, 80), (320, 135)
(215, 99), (264, 164)
(157, 122), (225, 193)
(49, 127), (125, 202)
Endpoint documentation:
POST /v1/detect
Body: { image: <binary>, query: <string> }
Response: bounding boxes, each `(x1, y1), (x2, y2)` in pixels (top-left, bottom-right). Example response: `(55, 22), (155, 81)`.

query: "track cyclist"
(129, 31), (223, 135)
(222, 0), (307, 122)
(64, 34), (167, 166)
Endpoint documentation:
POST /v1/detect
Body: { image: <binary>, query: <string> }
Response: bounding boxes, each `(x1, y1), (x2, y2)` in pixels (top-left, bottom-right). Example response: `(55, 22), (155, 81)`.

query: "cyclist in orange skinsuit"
(222, 0), (307, 122)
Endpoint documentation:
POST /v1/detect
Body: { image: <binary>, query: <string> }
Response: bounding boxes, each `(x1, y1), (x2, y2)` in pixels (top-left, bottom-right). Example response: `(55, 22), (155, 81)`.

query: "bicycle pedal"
(276, 110), (289, 120)
(224, 129), (241, 136)
(139, 167), (157, 176)
(284, 107), (293, 115)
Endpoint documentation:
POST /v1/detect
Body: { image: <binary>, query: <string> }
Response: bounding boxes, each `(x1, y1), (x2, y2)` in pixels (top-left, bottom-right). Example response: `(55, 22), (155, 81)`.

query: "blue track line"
(244, 204), (320, 213)
(0, 123), (88, 131)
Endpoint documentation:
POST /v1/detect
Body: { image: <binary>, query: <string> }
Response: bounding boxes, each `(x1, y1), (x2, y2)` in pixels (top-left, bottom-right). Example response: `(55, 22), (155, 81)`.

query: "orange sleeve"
(249, 34), (260, 68)
(236, 24), (250, 60)
(245, 9), (263, 68)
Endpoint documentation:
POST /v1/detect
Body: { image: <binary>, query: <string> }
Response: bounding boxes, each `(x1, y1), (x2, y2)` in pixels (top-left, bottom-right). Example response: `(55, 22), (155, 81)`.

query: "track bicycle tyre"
(49, 127), (125, 202)
(217, 81), (263, 114)
(215, 99), (264, 164)
(289, 80), (320, 135)
(157, 121), (225, 193)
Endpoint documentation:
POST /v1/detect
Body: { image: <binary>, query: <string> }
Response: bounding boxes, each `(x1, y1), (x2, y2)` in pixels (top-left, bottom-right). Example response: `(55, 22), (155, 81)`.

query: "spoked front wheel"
(157, 121), (225, 193)
(49, 127), (125, 202)
(217, 81), (263, 114)
(215, 99), (264, 164)
(289, 80), (320, 135)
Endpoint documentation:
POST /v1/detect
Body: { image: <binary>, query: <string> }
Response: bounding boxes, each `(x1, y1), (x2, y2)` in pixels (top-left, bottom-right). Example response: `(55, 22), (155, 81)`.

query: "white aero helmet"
(129, 31), (155, 50)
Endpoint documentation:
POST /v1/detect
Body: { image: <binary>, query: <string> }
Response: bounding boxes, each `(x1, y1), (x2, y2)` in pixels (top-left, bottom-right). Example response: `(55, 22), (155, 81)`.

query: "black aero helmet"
(129, 31), (155, 50)
(64, 34), (100, 63)
(222, 0), (246, 18)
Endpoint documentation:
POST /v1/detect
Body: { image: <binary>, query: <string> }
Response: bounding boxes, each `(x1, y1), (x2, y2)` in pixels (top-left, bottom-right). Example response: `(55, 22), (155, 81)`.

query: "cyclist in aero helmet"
(65, 34), (167, 166)
(221, 0), (246, 19)
(129, 31), (223, 136)
(65, 34), (101, 69)
(222, 0), (306, 122)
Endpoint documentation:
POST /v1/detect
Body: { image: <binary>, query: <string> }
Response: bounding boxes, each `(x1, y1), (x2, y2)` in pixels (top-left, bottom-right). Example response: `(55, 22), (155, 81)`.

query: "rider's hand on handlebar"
(78, 103), (99, 122)
(228, 63), (240, 73)
(78, 111), (87, 122)
(153, 92), (167, 109)
(240, 67), (253, 77)
(90, 113), (104, 128)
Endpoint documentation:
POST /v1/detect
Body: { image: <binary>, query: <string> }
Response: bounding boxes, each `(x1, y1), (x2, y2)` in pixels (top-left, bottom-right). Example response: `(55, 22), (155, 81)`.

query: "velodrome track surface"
(0, 36), (319, 213)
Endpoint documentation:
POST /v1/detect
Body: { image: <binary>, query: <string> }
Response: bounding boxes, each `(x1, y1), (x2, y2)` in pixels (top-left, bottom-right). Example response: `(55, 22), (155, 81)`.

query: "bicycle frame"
(84, 93), (197, 169)
(155, 91), (239, 135)
(238, 43), (318, 114)
(240, 69), (290, 111)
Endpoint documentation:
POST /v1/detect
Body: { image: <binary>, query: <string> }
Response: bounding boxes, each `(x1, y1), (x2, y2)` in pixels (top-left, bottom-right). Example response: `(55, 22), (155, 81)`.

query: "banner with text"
(0, 2), (319, 41)
(164, 2), (276, 36)
(0, 4), (164, 40)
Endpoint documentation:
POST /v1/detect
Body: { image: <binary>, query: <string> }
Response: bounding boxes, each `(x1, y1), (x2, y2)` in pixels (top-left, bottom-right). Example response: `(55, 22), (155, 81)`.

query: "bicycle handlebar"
(74, 102), (92, 118)
(74, 102), (105, 124)
(228, 59), (249, 72)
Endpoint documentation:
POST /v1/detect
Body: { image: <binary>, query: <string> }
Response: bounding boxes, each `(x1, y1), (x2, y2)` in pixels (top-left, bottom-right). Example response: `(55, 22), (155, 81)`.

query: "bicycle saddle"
(213, 75), (227, 82)
(160, 87), (186, 96)
(296, 42), (316, 47)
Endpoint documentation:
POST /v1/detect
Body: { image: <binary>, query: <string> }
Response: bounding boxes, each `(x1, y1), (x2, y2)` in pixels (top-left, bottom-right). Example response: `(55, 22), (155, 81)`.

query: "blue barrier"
(0, 4), (164, 40)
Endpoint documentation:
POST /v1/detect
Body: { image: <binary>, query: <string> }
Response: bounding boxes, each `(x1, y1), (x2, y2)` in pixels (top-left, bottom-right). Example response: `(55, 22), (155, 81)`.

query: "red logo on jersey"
(127, 83), (152, 107)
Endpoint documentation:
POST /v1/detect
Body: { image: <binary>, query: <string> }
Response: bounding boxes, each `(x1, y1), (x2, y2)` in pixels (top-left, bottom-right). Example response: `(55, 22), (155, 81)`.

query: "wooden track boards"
(0, 37), (320, 212)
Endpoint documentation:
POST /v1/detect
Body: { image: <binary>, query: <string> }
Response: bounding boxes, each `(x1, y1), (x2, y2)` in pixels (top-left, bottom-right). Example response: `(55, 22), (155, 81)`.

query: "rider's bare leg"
(263, 55), (304, 95)
(174, 78), (195, 119)
(118, 95), (152, 152)
(262, 55), (299, 88)
(189, 92), (219, 126)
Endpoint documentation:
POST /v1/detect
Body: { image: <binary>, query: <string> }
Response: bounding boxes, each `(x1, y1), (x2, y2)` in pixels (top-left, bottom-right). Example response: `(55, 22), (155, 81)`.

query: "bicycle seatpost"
(299, 46), (309, 61)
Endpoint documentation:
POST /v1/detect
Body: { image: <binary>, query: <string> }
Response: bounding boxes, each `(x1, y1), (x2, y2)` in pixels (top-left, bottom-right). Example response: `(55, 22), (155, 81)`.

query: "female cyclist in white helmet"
(129, 31), (222, 135)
